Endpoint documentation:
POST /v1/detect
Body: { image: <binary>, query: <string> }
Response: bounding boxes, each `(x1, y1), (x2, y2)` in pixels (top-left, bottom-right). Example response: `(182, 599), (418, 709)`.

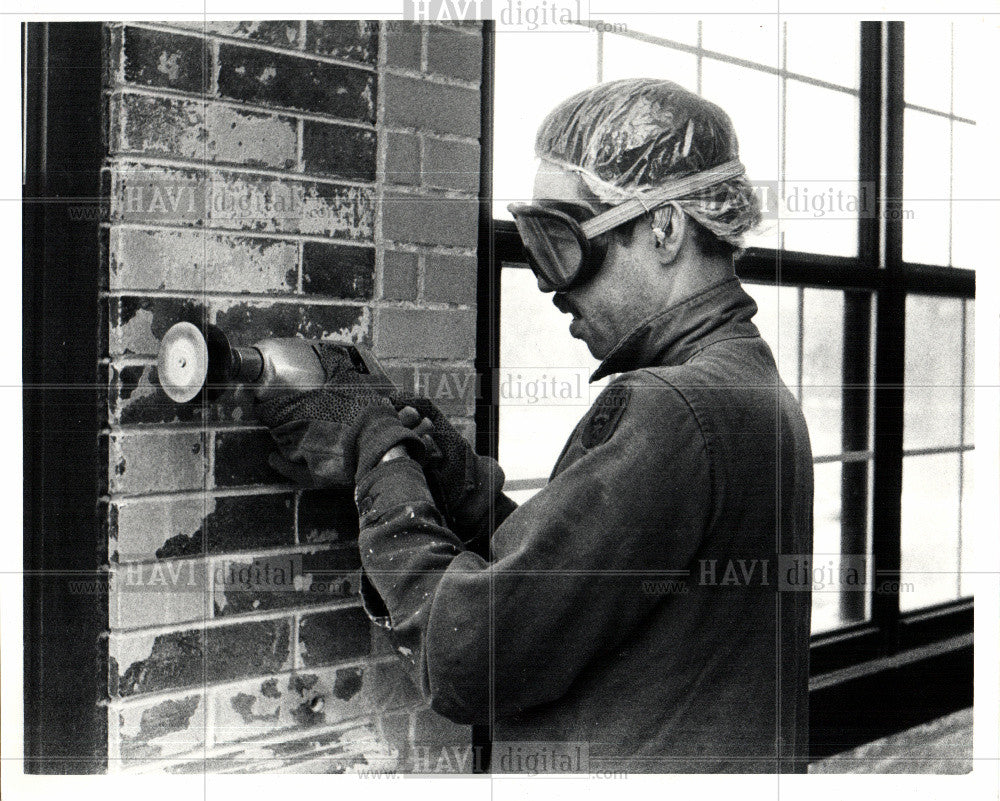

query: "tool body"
(157, 322), (391, 404)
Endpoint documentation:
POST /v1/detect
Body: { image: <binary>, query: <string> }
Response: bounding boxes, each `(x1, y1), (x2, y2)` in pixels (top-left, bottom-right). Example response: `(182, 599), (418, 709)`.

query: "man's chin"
(569, 319), (609, 359)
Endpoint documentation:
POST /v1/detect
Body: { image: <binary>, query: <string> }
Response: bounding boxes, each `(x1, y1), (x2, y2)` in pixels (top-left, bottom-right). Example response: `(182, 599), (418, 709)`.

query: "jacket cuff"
(354, 456), (439, 529)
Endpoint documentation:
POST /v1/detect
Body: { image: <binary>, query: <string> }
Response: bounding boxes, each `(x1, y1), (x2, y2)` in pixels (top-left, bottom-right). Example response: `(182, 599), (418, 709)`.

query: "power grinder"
(157, 321), (394, 404)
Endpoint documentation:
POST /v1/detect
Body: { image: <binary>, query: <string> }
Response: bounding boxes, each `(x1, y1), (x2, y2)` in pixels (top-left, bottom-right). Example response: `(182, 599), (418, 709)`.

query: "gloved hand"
(255, 344), (422, 487)
(391, 393), (506, 539)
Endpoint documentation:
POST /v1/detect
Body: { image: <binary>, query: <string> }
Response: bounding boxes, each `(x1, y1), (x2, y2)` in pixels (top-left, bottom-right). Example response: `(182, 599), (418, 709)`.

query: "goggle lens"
(510, 209), (585, 289)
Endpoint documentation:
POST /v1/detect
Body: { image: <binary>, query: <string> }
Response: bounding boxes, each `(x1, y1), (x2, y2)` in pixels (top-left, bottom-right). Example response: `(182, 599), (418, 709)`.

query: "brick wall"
(101, 20), (483, 773)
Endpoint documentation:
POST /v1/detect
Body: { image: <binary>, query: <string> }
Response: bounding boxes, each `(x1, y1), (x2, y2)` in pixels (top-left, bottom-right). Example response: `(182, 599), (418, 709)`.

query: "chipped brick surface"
(301, 242), (375, 299)
(218, 44), (376, 121)
(110, 228), (298, 293)
(305, 21), (379, 63)
(114, 94), (298, 169)
(115, 694), (205, 762)
(108, 431), (206, 495)
(111, 618), (293, 697)
(302, 121), (376, 181)
(212, 300), (370, 345)
(112, 493), (295, 562)
(212, 547), (360, 616)
(120, 27), (207, 93)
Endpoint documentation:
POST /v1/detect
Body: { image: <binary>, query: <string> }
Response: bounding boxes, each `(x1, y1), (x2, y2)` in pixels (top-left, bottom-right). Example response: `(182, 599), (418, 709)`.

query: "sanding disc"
(157, 322), (209, 403)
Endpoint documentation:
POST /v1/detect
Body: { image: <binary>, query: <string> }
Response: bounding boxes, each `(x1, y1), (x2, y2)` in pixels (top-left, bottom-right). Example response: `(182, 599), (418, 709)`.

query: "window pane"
(959, 450), (974, 597)
(701, 17), (780, 68)
(701, 60), (781, 250)
(601, 32), (697, 89)
(900, 452), (962, 611)
(904, 295), (963, 450)
(784, 19), (860, 89)
(608, 16), (699, 46)
(743, 282), (800, 398)
(811, 460), (873, 634)
(801, 289), (844, 458)
(781, 82), (859, 257)
(951, 121), (985, 271)
(493, 28), (599, 218)
(902, 109), (951, 266)
(951, 22), (980, 120)
(963, 300), (974, 444)
(904, 21), (953, 113)
(498, 267), (601, 483)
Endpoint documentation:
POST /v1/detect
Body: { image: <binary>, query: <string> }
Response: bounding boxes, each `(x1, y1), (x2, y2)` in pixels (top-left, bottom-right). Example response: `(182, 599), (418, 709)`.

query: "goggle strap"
(579, 159), (745, 239)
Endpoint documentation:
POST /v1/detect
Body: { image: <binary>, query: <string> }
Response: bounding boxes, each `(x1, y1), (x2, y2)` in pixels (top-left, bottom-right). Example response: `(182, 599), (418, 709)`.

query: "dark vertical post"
(870, 20), (906, 655)
(22, 22), (107, 773)
(839, 22), (881, 624)
(472, 18), (497, 773)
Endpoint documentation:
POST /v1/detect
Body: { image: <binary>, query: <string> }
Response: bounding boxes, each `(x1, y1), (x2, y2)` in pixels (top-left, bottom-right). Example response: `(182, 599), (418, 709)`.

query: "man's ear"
(651, 204), (685, 265)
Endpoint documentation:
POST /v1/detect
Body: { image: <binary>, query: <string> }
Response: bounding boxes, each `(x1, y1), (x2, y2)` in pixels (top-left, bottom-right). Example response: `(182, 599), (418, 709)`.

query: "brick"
(111, 618), (292, 697)
(110, 559), (211, 630)
(384, 131), (420, 186)
(302, 121), (376, 181)
(179, 20), (302, 49)
(385, 23), (422, 70)
(298, 606), (371, 667)
(110, 165), (207, 227)
(305, 21), (379, 63)
(212, 300), (370, 346)
(383, 75), (480, 137)
(110, 228), (298, 293)
(217, 44), (376, 122)
(423, 252), (477, 304)
(112, 493), (295, 562)
(382, 191), (478, 248)
(386, 364), (479, 416)
(121, 27), (206, 93)
(114, 94), (298, 170)
(422, 137), (480, 193)
(114, 694), (205, 763)
(212, 547), (361, 617)
(108, 431), (206, 495)
(426, 26), (482, 82)
(301, 242), (375, 299)
(108, 296), (206, 357)
(381, 250), (419, 300)
(208, 173), (374, 239)
(214, 428), (281, 487)
(297, 488), (360, 544)
(375, 308), (476, 360)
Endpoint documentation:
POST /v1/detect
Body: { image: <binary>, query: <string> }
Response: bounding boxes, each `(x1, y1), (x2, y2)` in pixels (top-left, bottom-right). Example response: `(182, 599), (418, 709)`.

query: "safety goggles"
(508, 159), (745, 291)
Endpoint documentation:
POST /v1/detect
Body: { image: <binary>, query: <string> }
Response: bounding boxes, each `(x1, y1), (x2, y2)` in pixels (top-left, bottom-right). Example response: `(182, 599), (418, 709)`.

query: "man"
(257, 78), (814, 774)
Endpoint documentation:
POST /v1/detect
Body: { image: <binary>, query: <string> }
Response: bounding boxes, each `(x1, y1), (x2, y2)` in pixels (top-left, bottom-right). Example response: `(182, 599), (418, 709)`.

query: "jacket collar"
(591, 276), (760, 382)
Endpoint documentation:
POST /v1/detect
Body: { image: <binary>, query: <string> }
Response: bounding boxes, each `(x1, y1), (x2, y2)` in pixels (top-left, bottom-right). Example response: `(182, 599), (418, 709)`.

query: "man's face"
(530, 162), (659, 360)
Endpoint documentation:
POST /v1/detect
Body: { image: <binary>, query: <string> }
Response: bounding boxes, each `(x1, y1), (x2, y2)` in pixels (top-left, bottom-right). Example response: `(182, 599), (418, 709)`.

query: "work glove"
(391, 393), (507, 541)
(255, 344), (423, 487)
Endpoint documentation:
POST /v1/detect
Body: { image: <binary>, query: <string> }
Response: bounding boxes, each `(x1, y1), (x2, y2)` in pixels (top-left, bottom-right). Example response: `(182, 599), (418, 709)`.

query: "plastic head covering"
(534, 78), (761, 250)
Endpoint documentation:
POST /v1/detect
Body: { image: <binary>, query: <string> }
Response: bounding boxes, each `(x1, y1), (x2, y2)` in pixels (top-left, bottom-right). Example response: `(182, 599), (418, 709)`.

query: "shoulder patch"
(581, 383), (631, 449)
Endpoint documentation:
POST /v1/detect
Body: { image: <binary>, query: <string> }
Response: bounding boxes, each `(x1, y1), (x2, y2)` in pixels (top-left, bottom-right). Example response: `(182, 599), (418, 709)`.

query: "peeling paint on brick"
(108, 432), (206, 495)
(112, 619), (292, 697)
(305, 21), (378, 63)
(112, 94), (298, 169)
(121, 27), (206, 93)
(212, 300), (370, 346)
(117, 694), (204, 762)
(109, 296), (206, 357)
(298, 606), (371, 667)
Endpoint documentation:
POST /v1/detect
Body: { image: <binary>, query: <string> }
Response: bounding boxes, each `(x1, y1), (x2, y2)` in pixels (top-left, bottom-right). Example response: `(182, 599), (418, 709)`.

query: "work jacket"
(355, 276), (814, 774)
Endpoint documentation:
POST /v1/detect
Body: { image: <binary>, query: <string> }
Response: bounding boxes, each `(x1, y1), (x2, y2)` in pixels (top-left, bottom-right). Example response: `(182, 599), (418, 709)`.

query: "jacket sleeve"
(354, 373), (713, 724)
